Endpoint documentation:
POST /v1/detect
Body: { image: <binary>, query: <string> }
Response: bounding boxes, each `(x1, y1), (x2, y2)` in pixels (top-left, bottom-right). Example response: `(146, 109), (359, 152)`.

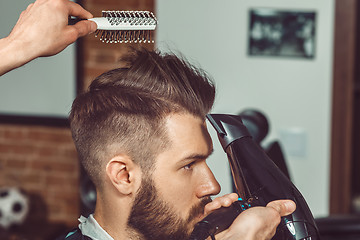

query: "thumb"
(73, 20), (97, 37)
(266, 200), (296, 216)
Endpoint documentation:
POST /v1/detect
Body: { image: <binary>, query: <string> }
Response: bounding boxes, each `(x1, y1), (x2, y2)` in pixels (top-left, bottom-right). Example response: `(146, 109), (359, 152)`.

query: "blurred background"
(0, 0), (359, 239)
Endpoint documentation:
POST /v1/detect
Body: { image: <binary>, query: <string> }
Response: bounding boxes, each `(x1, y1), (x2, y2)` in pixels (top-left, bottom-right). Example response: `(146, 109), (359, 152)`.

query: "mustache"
(187, 197), (212, 221)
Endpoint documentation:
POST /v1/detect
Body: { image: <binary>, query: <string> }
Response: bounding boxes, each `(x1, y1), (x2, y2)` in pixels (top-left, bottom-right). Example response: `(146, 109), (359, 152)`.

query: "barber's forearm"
(0, 37), (35, 76)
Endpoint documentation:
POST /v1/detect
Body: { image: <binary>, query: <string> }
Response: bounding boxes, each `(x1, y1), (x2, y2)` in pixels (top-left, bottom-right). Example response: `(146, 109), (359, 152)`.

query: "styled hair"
(69, 49), (215, 188)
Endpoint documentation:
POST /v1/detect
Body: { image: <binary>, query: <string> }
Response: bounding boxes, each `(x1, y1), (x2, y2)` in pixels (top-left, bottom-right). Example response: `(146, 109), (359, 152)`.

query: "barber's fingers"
(73, 20), (97, 36)
(33, 0), (93, 19)
(21, 0), (93, 20)
(204, 193), (239, 216)
(67, 0), (93, 19)
(63, 21), (96, 45)
(266, 199), (296, 217)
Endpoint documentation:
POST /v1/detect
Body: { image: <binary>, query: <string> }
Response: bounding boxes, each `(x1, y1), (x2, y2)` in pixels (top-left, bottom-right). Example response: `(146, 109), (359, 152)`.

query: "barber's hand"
(9, 0), (96, 57)
(0, 0), (97, 76)
(216, 199), (296, 240)
(204, 193), (239, 216)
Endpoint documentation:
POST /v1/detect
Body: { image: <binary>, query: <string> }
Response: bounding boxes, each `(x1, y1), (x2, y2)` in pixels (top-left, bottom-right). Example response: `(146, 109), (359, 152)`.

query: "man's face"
(128, 113), (221, 239)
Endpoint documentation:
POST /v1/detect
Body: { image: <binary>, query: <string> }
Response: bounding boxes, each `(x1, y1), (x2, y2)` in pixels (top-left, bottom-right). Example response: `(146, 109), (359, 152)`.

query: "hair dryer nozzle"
(206, 114), (252, 150)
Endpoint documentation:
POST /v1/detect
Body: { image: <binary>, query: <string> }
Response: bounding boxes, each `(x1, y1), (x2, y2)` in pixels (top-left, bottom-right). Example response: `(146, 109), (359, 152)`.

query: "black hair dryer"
(190, 114), (320, 240)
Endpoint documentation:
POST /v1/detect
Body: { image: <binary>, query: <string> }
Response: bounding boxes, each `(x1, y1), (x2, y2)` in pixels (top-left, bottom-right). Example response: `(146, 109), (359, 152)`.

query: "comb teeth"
(95, 30), (154, 43)
(94, 10), (157, 44)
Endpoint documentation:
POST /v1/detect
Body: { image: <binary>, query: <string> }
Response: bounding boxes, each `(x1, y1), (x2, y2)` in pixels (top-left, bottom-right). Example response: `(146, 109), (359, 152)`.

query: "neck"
(94, 191), (136, 240)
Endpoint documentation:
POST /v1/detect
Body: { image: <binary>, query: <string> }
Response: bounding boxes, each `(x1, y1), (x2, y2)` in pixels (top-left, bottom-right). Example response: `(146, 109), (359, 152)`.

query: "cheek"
(156, 174), (198, 215)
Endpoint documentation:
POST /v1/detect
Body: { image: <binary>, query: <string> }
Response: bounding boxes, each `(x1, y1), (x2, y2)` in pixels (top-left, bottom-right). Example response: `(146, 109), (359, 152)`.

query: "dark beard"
(127, 177), (211, 240)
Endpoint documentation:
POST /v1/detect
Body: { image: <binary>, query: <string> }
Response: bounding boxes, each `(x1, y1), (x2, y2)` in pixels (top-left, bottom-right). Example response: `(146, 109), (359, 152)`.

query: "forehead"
(164, 113), (212, 156)
(149, 113), (213, 174)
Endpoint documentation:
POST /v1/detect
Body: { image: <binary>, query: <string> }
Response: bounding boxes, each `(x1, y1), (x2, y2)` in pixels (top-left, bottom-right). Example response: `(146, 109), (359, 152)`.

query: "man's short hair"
(69, 49), (215, 188)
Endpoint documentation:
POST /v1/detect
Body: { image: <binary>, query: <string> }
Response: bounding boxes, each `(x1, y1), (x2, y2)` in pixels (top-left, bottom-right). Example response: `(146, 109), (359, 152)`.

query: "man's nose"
(196, 163), (221, 198)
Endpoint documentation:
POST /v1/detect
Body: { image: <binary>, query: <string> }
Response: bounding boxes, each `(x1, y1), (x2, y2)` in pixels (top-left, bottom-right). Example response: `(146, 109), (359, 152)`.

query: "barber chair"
(238, 109), (360, 240)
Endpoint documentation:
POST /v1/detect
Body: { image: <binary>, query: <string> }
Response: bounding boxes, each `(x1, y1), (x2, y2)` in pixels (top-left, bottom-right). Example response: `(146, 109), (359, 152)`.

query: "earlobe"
(106, 155), (138, 195)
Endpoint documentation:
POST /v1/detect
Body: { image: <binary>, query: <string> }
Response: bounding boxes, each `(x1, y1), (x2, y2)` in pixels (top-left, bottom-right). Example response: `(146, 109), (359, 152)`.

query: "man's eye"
(184, 161), (195, 170)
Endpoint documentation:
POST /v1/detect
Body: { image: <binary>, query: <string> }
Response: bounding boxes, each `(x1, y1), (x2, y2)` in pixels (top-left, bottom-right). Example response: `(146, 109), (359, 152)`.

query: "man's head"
(69, 49), (220, 239)
(70, 49), (215, 186)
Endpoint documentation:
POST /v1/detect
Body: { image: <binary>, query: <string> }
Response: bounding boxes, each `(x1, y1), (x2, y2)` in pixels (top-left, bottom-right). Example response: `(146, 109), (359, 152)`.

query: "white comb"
(70, 10), (158, 43)
(91, 10), (157, 43)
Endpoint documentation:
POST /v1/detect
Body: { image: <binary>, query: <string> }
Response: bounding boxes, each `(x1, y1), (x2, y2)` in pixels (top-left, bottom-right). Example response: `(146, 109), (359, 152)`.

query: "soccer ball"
(0, 187), (29, 229)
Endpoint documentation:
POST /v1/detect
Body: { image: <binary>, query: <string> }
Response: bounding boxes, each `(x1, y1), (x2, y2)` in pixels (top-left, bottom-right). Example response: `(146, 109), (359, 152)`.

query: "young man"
(66, 49), (295, 240)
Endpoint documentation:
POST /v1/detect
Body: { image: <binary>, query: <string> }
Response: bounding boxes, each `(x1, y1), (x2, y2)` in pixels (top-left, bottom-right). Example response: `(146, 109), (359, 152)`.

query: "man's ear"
(105, 155), (140, 195)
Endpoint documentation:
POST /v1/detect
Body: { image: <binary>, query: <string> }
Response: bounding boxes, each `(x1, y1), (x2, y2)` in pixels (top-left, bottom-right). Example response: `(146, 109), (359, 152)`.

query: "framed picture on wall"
(248, 8), (316, 59)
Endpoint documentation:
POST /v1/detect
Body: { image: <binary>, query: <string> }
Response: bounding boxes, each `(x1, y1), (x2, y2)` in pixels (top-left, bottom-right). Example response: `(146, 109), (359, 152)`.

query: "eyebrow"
(181, 148), (214, 162)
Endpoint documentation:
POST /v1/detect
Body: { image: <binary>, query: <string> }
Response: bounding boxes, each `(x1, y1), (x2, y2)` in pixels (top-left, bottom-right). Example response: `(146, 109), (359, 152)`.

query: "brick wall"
(0, 125), (79, 226)
(0, 0), (155, 236)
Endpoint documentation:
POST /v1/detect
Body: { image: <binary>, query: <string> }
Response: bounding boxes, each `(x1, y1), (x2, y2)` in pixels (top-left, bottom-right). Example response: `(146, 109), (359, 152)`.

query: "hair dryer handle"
(189, 198), (257, 240)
